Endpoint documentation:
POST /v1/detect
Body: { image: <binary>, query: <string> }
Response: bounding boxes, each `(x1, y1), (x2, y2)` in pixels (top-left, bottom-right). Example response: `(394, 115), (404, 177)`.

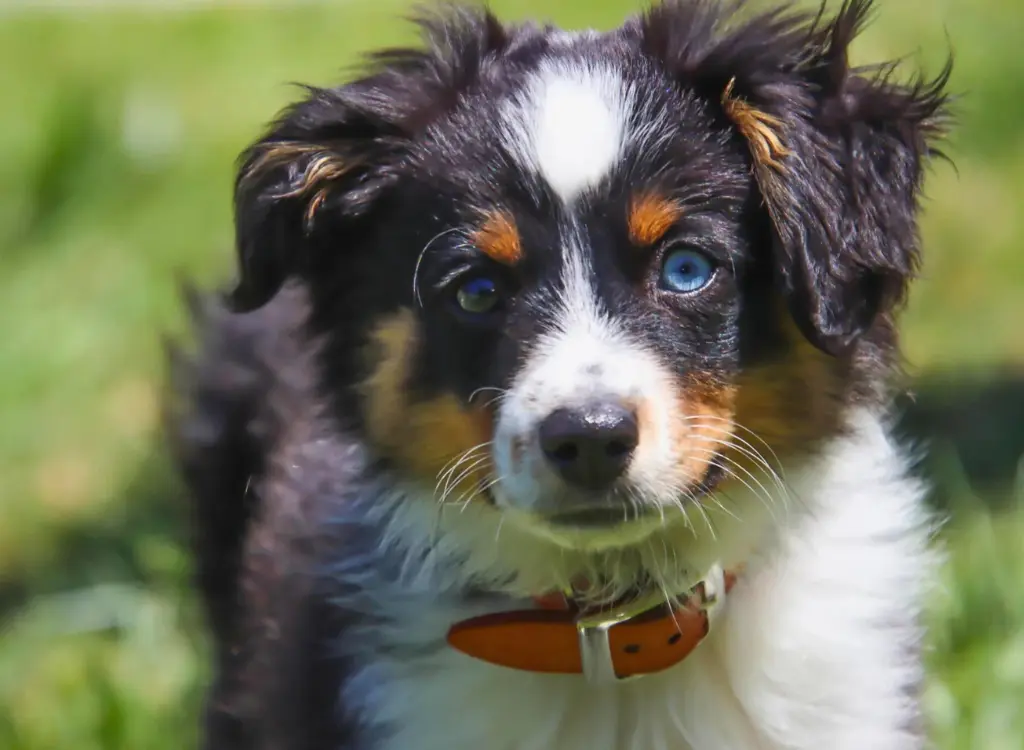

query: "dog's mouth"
(546, 506), (654, 528)
(481, 458), (728, 533)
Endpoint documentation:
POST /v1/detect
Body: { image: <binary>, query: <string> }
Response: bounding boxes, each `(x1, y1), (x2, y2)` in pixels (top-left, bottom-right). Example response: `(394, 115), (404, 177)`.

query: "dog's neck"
(354, 467), (782, 612)
(324, 410), (906, 626)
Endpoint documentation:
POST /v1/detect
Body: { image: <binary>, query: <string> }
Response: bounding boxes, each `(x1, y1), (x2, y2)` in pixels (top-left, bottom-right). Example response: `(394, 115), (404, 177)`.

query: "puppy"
(170, 1), (952, 748)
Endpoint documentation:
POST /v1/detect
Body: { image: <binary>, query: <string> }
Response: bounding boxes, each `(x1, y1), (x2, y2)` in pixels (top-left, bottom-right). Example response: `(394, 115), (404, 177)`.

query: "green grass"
(1, 1), (1022, 748)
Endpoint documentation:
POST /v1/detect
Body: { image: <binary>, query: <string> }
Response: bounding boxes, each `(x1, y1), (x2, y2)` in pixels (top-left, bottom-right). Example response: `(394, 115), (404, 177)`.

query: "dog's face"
(358, 52), (766, 549)
(232, 2), (947, 551)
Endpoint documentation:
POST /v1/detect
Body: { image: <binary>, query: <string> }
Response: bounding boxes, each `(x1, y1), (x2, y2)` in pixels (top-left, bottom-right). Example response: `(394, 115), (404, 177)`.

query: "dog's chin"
(497, 502), (670, 552)
(488, 467), (724, 552)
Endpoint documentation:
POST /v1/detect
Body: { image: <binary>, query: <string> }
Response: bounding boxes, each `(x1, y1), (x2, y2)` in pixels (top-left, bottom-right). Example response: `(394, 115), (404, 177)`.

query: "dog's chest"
(361, 618), (757, 750)
(344, 581), (770, 750)
(339, 419), (931, 750)
(344, 524), (927, 750)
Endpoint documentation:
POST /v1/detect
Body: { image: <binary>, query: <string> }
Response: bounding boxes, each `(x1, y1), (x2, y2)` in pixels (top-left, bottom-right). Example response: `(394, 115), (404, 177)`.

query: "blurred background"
(0, 0), (1021, 747)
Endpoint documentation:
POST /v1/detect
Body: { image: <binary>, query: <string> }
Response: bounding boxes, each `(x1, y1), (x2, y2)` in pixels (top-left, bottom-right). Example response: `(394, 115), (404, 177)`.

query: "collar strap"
(447, 565), (738, 684)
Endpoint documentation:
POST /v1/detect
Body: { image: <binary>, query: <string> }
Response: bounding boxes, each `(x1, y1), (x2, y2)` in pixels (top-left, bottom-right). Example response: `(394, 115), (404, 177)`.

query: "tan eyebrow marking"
(628, 192), (684, 246)
(471, 210), (522, 265)
(721, 78), (790, 173)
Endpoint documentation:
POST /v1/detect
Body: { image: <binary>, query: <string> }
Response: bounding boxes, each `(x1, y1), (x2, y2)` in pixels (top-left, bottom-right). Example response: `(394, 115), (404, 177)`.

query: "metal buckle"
(700, 562), (727, 627)
(574, 563), (727, 686)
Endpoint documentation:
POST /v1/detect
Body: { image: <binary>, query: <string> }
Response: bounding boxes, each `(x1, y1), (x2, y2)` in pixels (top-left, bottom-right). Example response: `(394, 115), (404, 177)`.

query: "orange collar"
(447, 565), (739, 684)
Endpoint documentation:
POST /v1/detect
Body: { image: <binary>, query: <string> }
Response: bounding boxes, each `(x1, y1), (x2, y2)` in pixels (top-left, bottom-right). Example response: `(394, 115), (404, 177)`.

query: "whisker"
(467, 386), (508, 407)
(699, 484), (741, 521)
(685, 447), (780, 523)
(679, 414), (788, 482)
(452, 474), (495, 513)
(689, 493), (717, 540)
(438, 456), (490, 505)
(666, 493), (696, 534)
(643, 486), (667, 527)
(685, 434), (788, 511)
(623, 486), (648, 523)
(455, 474), (505, 515)
(413, 228), (461, 308)
(646, 540), (680, 625)
(677, 418), (793, 509)
(480, 394), (506, 410)
(435, 442), (490, 485)
(435, 442), (492, 498)
(678, 416), (780, 473)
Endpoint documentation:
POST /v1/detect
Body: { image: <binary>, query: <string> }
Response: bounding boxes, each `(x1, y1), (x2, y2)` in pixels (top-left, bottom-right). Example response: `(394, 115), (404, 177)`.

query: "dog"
(169, 1), (952, 748)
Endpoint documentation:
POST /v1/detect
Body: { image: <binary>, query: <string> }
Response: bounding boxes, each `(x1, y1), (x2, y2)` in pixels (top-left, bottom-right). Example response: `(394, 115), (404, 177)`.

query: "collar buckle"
(574, 563), (728, 685)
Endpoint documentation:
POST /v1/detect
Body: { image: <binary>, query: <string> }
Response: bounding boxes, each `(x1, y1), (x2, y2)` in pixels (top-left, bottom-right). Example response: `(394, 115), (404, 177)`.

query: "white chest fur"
(343, 412), (934, 750)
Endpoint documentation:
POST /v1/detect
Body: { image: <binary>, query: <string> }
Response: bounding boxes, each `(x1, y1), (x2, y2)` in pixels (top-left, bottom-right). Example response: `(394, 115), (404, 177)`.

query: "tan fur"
(663, 378), (740, 486)
(664, 309), (846, 492)
(732, 318), (846, 459)
(242, 141), (354, 226)
(471, 210), (522, 265)
(628, 193), (684, 246)
(721, 78), (790, 173)
(360, 303), (842, 509)
(360, 310), (494, 500)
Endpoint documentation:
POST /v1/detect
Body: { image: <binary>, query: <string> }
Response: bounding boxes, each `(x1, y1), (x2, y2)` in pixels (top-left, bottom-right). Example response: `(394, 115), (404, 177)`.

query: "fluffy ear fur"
(232, 90), (400, 311)
(230, 7), (510, 311)
(640, 0), (952, 354)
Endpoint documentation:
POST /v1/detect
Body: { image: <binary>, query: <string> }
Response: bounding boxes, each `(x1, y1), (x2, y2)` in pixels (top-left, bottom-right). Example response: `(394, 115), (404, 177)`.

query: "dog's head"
(231, 0), (948, 552)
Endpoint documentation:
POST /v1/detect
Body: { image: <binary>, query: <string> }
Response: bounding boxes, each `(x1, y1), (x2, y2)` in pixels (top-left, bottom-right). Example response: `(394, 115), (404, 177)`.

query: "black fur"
(637, 0), (950, 353)
(169, 2), (951, 747)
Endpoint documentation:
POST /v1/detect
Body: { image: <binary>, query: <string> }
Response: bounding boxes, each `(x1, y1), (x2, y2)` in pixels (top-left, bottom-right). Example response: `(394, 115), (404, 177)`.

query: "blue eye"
(455, 276), (501, 315)
(659, 248), (715, 293)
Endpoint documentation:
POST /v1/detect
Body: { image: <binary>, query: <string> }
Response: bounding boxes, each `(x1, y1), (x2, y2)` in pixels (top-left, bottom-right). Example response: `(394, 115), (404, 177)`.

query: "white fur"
(345, 409), (935, 750)
(491, 220), (682, 546)
(502, 62), (631, 204)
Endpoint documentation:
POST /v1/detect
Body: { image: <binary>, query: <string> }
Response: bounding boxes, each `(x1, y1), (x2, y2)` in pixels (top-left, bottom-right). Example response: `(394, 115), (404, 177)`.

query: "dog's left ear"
(731, 3), (951, 354)
(643, 0), (952, 354)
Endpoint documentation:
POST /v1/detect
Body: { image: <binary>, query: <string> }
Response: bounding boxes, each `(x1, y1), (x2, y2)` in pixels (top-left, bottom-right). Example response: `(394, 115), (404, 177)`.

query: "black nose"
(538, 403), (639, 491)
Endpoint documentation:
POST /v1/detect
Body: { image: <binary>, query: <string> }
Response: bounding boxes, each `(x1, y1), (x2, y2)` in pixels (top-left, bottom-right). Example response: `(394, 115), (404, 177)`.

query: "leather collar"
(447, 564), (738, 684)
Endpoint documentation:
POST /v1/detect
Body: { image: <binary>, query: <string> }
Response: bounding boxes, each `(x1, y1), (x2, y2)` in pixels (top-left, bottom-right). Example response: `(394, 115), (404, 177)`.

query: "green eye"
(456, 276), (501, 315)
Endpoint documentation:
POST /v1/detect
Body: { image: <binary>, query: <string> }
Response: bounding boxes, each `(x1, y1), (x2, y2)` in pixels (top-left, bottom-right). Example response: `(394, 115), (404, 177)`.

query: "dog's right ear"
(230, 7), (511, 311)
(231, 86), (404, 311)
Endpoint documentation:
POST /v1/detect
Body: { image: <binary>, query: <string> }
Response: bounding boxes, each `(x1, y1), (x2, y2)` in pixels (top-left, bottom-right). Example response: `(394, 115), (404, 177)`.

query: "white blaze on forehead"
(516, 221), (656, 414)
(500, 222), (631, 432)
(492, 221), (679, 517)
(502, 63), (631, 204)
